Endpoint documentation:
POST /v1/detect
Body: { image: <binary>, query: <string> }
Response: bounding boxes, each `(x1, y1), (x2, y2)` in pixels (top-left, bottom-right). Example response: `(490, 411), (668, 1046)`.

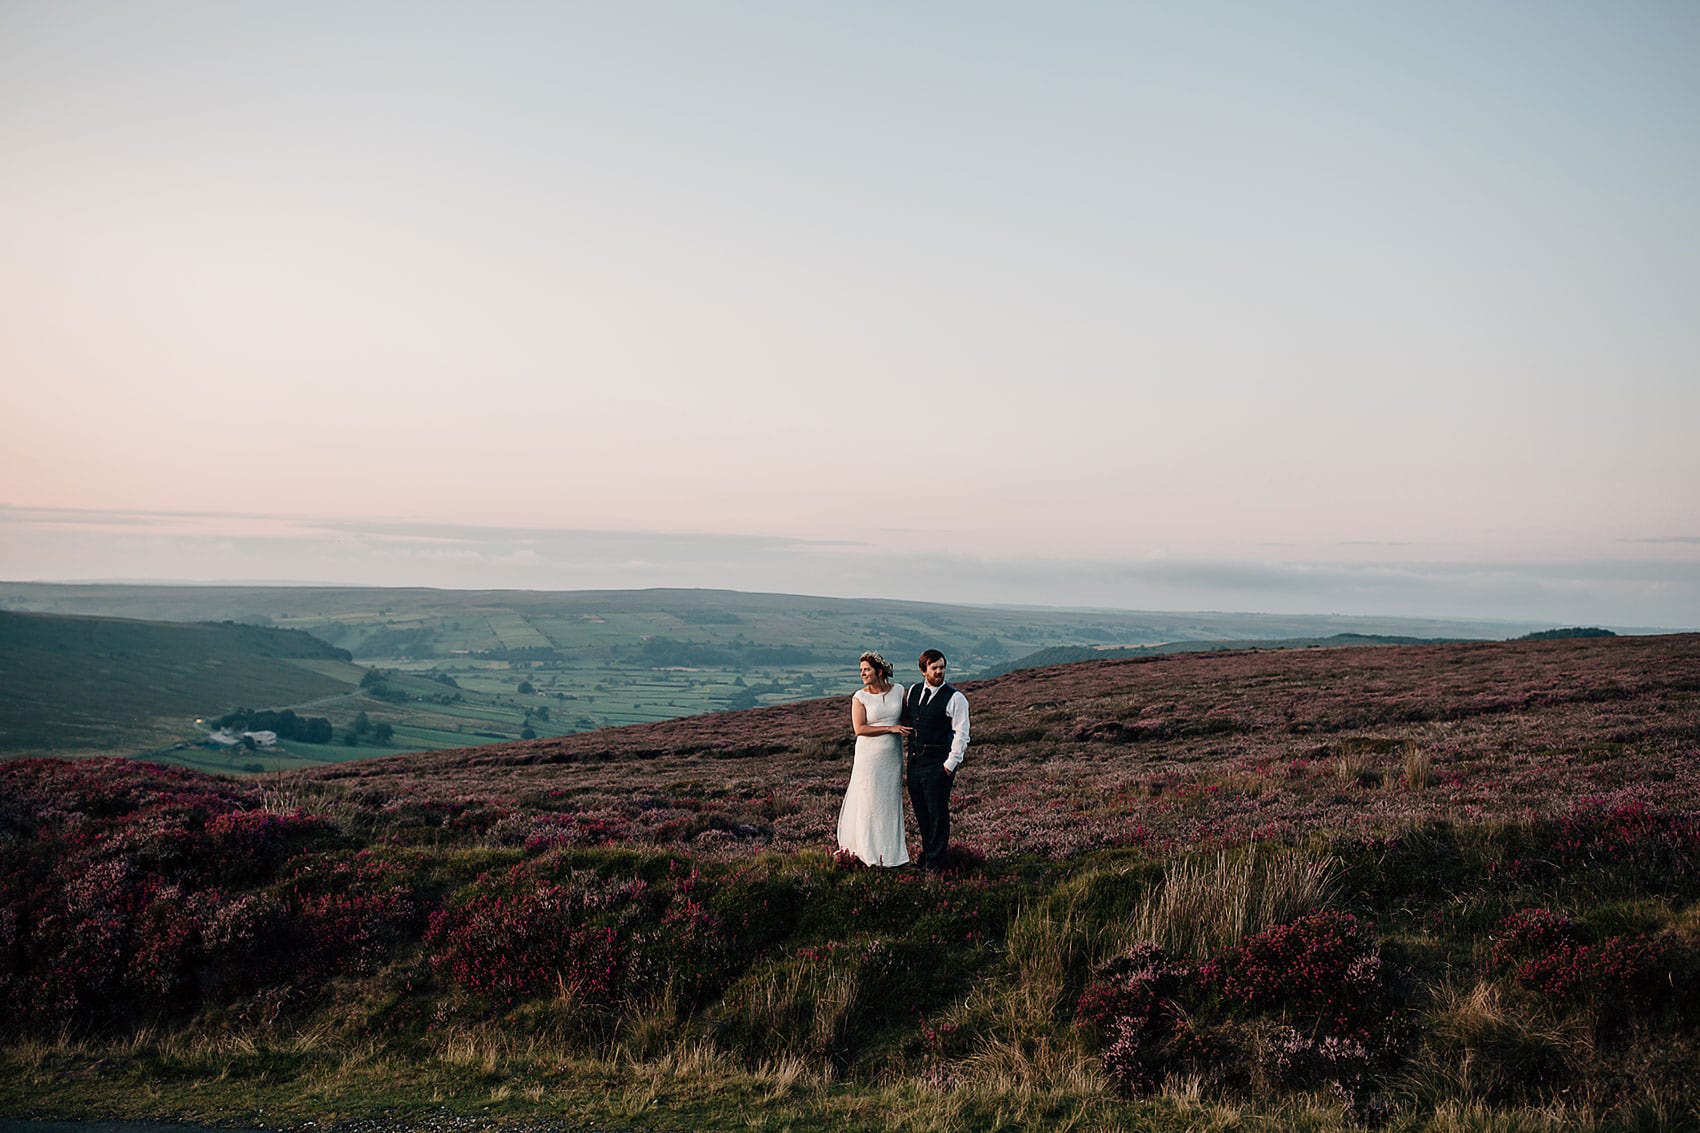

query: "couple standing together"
(836, 649), (969, 870)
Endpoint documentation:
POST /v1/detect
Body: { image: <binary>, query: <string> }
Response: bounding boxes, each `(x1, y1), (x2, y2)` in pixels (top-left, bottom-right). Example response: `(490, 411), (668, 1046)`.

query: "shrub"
(1489, 907), (1582, 973)
(205, 809), (332, 883)
(280, 852), (424, 980)
(1550, 801), (1700, 887)
(1222, 910), (1385, 1036)
(426, 872), (642, 1007)
(424, 863), (739, 1016)
(1489, 906), (1690, 1025)
(1076, 943), (1195, 1095)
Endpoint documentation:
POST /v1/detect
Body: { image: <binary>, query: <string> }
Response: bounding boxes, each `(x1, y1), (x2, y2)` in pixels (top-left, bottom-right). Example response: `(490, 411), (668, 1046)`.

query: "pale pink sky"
(2, 2), (1697, 624)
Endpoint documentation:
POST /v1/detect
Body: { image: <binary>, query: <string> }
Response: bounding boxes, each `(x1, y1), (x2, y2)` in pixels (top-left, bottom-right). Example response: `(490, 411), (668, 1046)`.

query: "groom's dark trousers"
(906, 760), (952, 870)
(906, 680), (959, 870)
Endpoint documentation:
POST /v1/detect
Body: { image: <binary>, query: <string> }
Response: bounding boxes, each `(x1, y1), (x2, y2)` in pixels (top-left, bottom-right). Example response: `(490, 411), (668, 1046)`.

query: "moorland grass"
(4, 826), (1698, 1130)
(5, 636), (1699, 1130)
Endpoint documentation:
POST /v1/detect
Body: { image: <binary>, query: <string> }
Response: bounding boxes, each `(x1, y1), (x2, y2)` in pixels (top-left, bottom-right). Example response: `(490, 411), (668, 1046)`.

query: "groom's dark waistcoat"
(908, 682), (958, 764)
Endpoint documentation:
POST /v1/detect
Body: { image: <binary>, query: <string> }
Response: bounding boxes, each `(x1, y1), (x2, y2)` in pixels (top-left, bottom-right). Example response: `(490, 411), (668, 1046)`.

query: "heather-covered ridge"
(291, 633), (1700, 860)
(3, 634), (1698, 1131)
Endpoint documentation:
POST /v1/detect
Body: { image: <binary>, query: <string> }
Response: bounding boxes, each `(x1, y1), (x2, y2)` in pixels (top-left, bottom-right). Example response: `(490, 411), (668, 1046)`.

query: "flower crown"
(859, 650), (892, 675)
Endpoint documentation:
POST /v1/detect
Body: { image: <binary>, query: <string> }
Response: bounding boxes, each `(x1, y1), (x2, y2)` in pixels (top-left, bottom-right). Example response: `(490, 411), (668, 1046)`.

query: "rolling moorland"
(0, 610), (590, 771)
(0, 583), (1567, 771)
(3, 632), (1698, 1131)
(0, 611), (358, 757)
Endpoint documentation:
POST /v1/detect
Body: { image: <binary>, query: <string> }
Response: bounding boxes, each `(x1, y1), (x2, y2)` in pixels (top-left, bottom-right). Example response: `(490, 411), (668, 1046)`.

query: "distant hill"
(0, 582), (1560, 667)
(1516, 626), (1617, 640)
(0, 610), (355, 756)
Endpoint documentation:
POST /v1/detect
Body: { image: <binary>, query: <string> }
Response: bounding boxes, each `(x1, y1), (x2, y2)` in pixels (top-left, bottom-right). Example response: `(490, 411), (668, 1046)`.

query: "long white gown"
(836, 684), (910, 866)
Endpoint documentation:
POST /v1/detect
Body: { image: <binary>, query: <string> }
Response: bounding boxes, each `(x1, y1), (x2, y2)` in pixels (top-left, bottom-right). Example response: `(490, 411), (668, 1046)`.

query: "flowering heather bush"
(0, 758), (382, 1026)
(1488, 907), (1582, 971)
(1222, 911), (1386, 1036)
(285, 634), (1700, 863)
(1080, 913), (1394, 1099)
(278, 851), (423, 979)
(1489, 907), (1690, 1021)
(4, 635), (1699, 1124)
(423, 860), (737, 1014)
(205, 808), (333, 883)
(425, 872), (643, 1007)
(128, 884), (200, 997)
(1262, 1025), (1372, 1084)
(1551, 800), (1700, 881)
(518, 809), (638, 851)
(1076, 943), (1198, 1095)
(1077, 943), (1194, 1036)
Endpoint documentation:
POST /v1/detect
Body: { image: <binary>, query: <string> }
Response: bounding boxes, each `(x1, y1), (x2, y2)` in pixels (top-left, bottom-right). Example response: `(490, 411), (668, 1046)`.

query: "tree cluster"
(212, 709), (332, 744)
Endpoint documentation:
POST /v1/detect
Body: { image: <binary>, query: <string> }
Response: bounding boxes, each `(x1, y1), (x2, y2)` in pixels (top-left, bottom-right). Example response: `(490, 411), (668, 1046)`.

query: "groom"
(904, 649), (970, 871)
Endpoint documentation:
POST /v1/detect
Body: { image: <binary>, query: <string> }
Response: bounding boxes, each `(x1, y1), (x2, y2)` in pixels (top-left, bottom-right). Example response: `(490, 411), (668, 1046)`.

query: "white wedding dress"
(836, 684), (909, 866)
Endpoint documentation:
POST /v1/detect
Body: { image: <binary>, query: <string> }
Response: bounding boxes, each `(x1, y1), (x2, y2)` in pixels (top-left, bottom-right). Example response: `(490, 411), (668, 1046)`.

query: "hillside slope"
(4, 632), (1699, 1130)
(0, 610), (353, 755)
(295, 632), (1700, 858)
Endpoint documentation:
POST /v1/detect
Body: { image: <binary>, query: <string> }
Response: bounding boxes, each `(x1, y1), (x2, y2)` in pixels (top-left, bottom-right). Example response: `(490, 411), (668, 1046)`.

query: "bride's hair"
(859, 651), (894, 682)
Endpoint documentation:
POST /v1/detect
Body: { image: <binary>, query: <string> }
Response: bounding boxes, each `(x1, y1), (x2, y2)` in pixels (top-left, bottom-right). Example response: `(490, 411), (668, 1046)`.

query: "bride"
(836, 651), (911, 866)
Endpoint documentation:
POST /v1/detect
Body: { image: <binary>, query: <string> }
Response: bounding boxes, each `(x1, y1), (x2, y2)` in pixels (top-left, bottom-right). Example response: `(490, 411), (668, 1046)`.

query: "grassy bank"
(3, 816), (1697, 1129)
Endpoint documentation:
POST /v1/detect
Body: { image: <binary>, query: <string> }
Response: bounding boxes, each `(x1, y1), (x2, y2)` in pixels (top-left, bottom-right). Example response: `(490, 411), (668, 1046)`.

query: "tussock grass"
(260, 781), (365, 831)
(1005, 876), (1107, 1017)
(1401, 980), (1593, 1109)
(727, 946), (872, 1061)
(952, 1030), (1104, 1097)
(1125, 846), (1340, 960)
(1403, 740), (1434, 790)
(436, 1029), (507, 1077)
(612, 981), (682, 1060)
(909, 875), (1116, 1097)
(1333, 753), (1379, 788)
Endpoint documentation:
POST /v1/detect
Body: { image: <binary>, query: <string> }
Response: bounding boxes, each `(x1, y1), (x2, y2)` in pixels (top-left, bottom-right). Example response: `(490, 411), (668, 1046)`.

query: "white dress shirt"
(918, 681), (971, 773)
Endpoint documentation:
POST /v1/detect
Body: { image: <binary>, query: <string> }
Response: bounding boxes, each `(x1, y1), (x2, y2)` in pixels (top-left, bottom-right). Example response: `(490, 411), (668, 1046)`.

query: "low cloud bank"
(1, 507), (1693, 630)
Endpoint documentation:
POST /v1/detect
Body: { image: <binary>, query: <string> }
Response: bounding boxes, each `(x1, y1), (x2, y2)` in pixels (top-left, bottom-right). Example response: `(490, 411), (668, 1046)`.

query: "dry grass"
(259, 781), (366, 831)
(2, 1025), (81, 1069)
(1400, 980), (1593, 1110)
(1333, 753), (1379, 788)
(1005, 877), (1106, 1020)
(729, 949), (869, 1060)
(434, 1028), (507, 1077)
(610, 981), (680, 1060)
(1418, 1100), (1617, 1132)
(915, 879), (1112, 1097)
(1124, 846), (1340, 960)
(951, 1030), (1104, 1098)
(611, 1037), (828, 1116)
(1403, 740), (1434, 790)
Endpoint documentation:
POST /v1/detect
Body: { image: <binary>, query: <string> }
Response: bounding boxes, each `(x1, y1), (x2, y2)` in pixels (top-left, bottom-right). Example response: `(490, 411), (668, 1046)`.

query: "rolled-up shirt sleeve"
(945, 692), (970, 772)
